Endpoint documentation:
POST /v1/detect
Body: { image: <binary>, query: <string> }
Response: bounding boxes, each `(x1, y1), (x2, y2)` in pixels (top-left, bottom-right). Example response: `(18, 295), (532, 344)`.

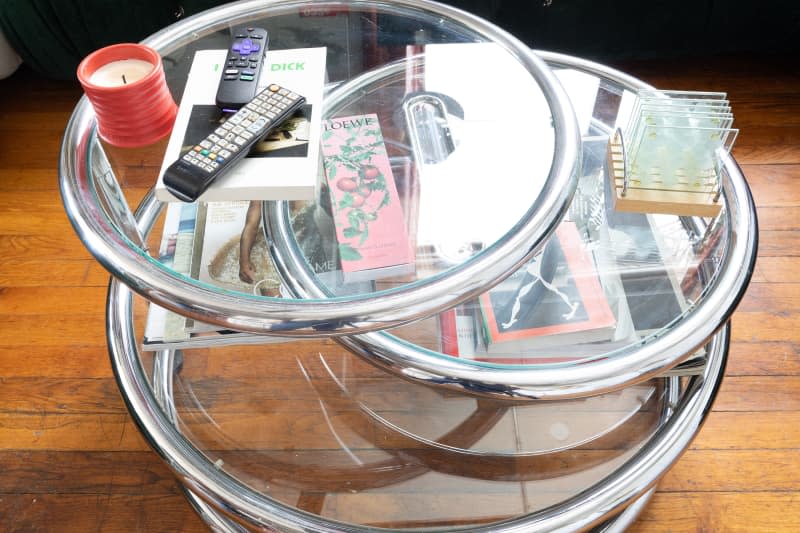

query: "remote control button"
(219, 149), (231, 158)
(224, 69), (239, 75)
(236, 61), (248, 67)
(240, 75), (255, 81)
(241, 131), (254, 140)
(216, 156), (226, 163)
(248, 117), (268, 132)
(234, 136), (246, 145)
(268, 84), (280, 92)
(193, 145), (202, 152)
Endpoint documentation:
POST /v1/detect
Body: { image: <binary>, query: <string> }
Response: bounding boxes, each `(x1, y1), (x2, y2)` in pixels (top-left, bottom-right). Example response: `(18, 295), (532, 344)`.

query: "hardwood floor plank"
(0, 259), (109, 287)
(757, 206), (800, 231)
(0, 287), (107, 315)
(0, 346), (112, 378)
(756, 257), (800, 283)
(0, 413), (149, 451)
(758, 230), (800, 257)
(730, 312), (800, 343)
(691, 411), (800, 450)
(725, 342), (800, 376)
(0, 493), (206, 533)
(660, 450), (800, 492)
(713, 376), (800, 411)
(0, 451), (178, 494)
(0, 315), (107, 346)
(738, 164), (800, 206)
(628, 492), (800, 533)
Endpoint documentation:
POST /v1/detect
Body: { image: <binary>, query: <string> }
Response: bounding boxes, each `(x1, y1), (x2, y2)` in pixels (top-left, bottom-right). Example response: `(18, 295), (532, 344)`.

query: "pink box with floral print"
(321, 113), (415, 282)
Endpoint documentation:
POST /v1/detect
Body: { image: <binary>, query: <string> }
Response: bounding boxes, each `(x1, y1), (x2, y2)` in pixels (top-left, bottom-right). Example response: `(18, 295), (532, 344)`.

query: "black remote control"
(164, 84), (306, 202)
(215, 26), (269, 110)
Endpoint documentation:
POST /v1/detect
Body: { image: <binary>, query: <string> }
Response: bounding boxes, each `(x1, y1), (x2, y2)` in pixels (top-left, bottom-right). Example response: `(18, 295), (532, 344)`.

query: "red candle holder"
(77, 43), (177, 148)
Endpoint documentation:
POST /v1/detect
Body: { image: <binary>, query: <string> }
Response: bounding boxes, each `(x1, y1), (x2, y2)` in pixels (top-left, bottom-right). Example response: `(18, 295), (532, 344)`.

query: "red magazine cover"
(321, 113), (415, 282)
(477, 221), (616, 358)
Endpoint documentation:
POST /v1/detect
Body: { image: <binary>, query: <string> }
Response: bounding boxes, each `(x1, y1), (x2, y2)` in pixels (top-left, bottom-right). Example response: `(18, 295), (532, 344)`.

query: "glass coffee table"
(60, 0), (757, 531)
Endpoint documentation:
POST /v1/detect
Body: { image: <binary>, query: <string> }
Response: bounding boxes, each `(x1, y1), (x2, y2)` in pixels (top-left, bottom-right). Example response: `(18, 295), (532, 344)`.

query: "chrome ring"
(269, 50), (758, 400)
(107, 271), (729, 531)
(60, 0), (580, 336)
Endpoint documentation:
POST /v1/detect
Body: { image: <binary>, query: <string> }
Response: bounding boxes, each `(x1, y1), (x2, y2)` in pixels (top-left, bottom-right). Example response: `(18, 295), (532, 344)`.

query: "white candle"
(88, 58), (154, 87)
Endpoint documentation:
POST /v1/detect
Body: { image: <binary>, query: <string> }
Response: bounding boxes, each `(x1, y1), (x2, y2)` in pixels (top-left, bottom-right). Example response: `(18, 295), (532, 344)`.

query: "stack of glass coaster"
(608, 90), (738, 217)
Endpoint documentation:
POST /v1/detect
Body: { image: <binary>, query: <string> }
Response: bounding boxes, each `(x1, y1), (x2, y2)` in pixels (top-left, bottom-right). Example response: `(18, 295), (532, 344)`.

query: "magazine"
(142, 202), (197, 349)
(143, 199), (287, 348)
(181, 198), (375, 335)
(320, 113), (415, 282)
(155, 47), (327, 202)
(181, 200), (283, 334)
(478, 221), (617, 356)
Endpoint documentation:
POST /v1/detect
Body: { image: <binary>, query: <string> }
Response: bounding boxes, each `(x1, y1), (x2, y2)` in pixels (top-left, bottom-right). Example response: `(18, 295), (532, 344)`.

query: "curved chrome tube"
(107, 269), (729, 531)
(180, 484), (657, 532)
(270, 51), (758, 400)
(60, 0), (580, 336)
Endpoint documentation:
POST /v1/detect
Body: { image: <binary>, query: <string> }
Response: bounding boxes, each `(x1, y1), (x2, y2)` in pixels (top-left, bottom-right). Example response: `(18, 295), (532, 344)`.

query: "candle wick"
(122, 74), (127, 84)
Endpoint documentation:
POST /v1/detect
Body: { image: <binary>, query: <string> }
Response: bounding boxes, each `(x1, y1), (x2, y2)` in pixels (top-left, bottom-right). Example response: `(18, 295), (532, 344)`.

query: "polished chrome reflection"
(60, 0), (580, 336)
(107, 270), (729, 531)
(268, 51), (757, 401)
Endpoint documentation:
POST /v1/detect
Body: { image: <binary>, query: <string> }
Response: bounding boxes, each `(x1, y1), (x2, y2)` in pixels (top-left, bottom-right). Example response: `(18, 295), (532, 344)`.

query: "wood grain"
(0, 50), (796, 532)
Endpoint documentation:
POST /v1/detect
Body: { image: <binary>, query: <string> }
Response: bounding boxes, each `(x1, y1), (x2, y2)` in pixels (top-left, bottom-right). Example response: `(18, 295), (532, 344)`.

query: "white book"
(413, 43), (560, 260)
(155, 47), (327, 202)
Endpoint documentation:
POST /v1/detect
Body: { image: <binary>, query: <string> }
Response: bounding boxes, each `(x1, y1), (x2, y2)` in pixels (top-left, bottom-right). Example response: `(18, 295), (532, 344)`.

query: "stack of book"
(155, 46), (327, 202)
(439, 221), (621, 364)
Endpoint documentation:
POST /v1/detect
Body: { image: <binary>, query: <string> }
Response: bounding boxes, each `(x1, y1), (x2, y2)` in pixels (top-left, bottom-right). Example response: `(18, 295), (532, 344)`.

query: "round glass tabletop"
(268, 51), (757, 399)
(60, 0), (580, 336)
(111, 274), (729, 532)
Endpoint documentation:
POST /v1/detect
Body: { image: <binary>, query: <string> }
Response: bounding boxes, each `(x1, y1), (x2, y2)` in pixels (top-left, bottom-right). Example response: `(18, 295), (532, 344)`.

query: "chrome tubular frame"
(269, 51), (758, 400)
(107, 272), (729, 531)
(60, 0), (580, 337)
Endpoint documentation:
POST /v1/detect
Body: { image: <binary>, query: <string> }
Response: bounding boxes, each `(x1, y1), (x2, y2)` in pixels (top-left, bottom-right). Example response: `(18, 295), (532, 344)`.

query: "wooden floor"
(0, 53), (797, 531)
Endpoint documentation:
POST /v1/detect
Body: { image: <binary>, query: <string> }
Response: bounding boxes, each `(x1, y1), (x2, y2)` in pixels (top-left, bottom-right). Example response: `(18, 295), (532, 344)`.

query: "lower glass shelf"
(110, 275), (729, 532)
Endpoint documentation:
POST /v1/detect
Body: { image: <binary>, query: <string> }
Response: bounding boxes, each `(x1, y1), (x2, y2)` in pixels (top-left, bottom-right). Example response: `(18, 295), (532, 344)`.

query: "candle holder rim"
(77, 42), (163, 92)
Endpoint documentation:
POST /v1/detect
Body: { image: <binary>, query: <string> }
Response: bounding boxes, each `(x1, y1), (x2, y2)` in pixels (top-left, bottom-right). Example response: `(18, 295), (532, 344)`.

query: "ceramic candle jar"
(77, 43), (177, 147)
